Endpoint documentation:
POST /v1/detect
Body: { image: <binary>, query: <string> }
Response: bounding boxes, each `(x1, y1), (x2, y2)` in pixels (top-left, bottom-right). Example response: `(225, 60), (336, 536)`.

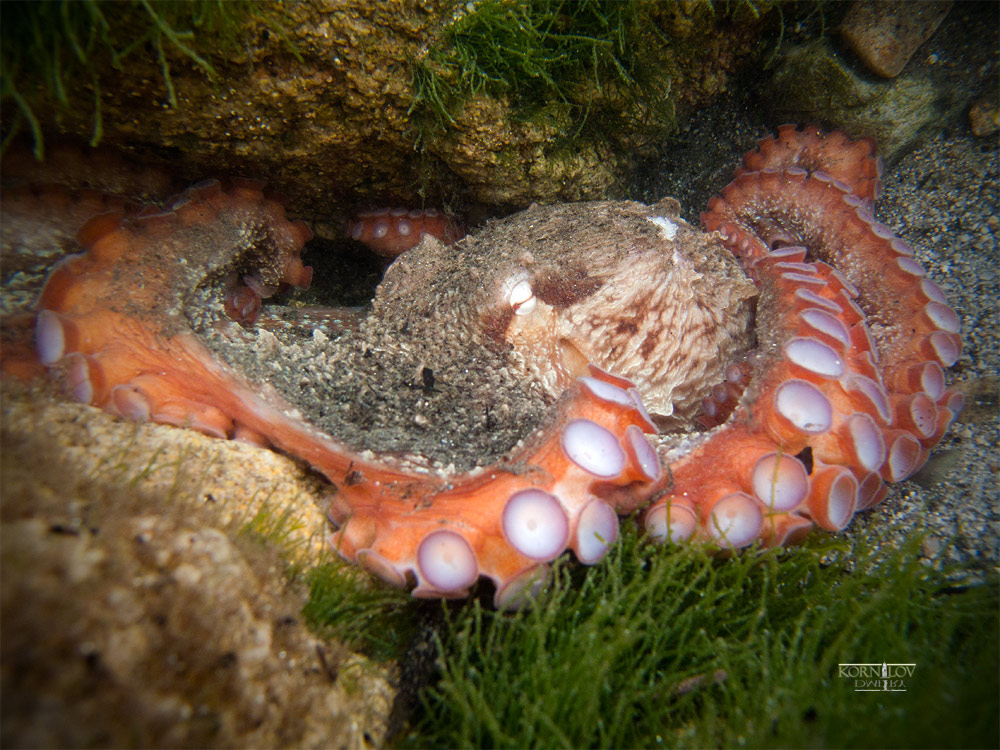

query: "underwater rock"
(0, 388), (394, 748)
(0, 0), (772, 233)
(767, 38), (938, 161)
(840, 0), (953, 78)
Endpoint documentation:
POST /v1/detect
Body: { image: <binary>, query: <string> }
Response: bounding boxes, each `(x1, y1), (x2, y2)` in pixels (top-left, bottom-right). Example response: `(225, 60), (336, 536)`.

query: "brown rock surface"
(970, 95), (1000, 137)
(1, 1), (770, 236)
(0, 383), (395, 748)
(840, 0), (952, 78)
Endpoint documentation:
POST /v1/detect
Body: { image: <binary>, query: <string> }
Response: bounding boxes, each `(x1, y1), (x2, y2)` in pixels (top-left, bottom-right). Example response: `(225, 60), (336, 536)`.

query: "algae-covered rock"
(1, 0), (773, 230)
(423, 93), (620, 205)
(765, 5), (994, 165)
(767, 38), (940, 161)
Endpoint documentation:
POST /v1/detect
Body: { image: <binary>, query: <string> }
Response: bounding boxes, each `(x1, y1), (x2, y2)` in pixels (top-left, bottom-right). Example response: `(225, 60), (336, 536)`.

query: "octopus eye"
(508, 279), (537, 316)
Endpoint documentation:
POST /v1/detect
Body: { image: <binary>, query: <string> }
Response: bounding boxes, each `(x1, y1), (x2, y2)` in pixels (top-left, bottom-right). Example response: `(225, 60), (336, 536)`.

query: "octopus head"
(369, 200), (757, 428)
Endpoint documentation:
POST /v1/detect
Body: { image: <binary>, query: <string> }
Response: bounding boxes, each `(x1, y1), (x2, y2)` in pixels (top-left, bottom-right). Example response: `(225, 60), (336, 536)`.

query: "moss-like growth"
(303, 562), (418, 663)
(0, 0), (297, 158)
(410, 0), (777, 150)
(238, 491), (318, 579)
(376, 524), (996, 748)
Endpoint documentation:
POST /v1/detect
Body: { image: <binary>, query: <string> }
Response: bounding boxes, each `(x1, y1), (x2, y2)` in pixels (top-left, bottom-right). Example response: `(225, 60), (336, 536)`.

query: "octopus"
(3, 125), (964, 608)
(346, 207), (465, 260)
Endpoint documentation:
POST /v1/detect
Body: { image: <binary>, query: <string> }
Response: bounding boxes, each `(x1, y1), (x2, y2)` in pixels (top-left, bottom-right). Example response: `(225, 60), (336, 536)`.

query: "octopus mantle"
(16, 126), (963, 607)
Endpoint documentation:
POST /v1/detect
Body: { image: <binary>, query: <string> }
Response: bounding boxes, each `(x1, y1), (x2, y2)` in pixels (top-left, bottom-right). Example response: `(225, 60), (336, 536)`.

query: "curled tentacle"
(32, 182), (668, 605)
(26, 127), (962, 602)
(646, 126), (961, 550)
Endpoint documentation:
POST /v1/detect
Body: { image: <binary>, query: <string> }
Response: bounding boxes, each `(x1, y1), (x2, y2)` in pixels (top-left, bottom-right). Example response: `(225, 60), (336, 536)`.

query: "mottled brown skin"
(1, 149), (756, 475)
(373, 200), (755, 420)
(199, 199), (756, 470)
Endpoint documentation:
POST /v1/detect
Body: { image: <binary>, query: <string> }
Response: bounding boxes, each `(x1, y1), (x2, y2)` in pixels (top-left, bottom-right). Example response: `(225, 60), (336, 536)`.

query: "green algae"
(409, 0), (778, 152)
(299, 517), (998, 749)
(303, 561), (417, 664)
(237, 488), (319, 579)
(295, 458), (996, 749)
(0, 0), (297, 159)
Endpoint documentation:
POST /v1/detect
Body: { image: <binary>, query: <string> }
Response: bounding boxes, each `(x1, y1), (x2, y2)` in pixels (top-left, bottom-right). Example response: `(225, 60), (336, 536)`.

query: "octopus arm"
(346, 207), (465, 259)
(29, 181), (663, 606)
(647, 127), (963, 549)
(25, 127), (964, 602)
(331, 370), (662, 605)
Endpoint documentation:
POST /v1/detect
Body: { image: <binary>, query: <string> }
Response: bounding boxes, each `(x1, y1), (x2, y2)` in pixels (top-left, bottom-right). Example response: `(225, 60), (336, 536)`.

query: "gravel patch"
(858, 132), (999, 577)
